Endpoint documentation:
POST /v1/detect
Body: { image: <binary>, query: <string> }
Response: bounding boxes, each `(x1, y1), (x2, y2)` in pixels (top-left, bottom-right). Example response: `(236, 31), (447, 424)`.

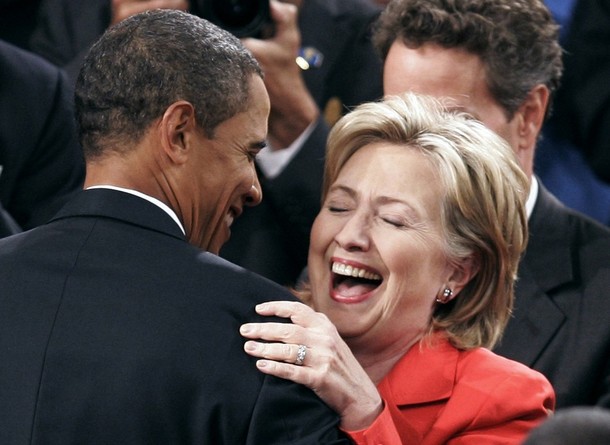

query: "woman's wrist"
(340, 397), (384, 431)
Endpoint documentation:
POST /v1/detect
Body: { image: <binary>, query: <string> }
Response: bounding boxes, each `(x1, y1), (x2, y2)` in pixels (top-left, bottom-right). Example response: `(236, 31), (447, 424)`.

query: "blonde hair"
(306, 93), (528, 349)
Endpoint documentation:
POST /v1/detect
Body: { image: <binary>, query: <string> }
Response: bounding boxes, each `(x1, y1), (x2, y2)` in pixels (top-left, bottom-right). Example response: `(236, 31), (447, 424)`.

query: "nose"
(244, 175), (262, 207)
(334, 211), (370, 252)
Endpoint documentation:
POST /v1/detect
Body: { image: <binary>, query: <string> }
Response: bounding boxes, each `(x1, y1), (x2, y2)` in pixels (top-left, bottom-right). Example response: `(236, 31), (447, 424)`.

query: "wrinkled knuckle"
(257, 342), (269, 356)
(278, 326), (292, 340)
(307, 371), (324, 389)
(284, 363), (298, 379)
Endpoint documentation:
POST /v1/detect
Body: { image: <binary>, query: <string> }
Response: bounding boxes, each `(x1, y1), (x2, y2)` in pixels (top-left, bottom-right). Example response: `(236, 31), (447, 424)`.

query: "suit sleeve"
(246, 375), (351, 444)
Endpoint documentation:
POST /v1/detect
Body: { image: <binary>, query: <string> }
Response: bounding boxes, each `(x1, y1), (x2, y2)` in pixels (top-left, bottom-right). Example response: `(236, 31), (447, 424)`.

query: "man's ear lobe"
(160, 100), (197, 164)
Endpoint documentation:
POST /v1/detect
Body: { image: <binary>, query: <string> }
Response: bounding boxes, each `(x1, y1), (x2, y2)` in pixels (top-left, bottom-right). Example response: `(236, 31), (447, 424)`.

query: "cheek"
(229, 167), (257, 199)
(378, 236), (443, 293)
(309, 213), (335, 256)
(308, 215), (335, 296)
(239, 163), (256, 185)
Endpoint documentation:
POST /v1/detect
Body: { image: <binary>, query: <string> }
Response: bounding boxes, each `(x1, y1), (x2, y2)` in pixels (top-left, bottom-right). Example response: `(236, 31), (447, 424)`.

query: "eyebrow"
(327, 184), (357, 199)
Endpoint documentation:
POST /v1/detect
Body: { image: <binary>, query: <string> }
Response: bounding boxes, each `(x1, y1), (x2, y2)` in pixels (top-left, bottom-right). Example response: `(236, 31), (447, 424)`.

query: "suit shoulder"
(192, 250), (297, 298)
(0, 40), (62, 86)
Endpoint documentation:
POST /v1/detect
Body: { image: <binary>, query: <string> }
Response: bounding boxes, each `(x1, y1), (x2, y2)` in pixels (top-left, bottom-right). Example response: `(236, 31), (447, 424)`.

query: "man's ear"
(516, 84), (549, 155)
(159, 100), (197, 165)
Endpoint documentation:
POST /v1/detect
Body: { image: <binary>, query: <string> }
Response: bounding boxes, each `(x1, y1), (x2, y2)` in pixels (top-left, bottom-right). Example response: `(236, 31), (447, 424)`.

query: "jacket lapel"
(380, 336), (457, 406)
(494, 183), (572, 366)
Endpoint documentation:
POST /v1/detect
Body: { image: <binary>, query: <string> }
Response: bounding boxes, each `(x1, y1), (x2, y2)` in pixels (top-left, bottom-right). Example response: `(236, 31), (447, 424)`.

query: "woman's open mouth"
(330, 260), (383, 304)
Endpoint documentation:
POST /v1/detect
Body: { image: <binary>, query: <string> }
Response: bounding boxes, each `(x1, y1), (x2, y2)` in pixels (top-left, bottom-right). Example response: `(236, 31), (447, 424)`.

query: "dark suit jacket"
(495, 183), (610, 408)
(0, 202), (20, 237)
(0, 39), (84, 235)
(0, 189), (348, 444)
(29, 0), (383, 286)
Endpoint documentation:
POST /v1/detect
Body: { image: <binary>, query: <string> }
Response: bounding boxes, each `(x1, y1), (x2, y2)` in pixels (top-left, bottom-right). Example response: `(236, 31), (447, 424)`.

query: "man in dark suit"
(29, 0), (384, 285)
(0, 10), (348, 444)
(0, 39), (84, 238)
(373, 0), (610, 408)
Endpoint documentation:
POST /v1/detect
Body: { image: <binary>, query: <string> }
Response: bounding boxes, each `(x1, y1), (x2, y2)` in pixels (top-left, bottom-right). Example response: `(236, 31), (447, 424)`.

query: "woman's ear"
(159, 100), (197, 165)
(446, 255), (480, 298)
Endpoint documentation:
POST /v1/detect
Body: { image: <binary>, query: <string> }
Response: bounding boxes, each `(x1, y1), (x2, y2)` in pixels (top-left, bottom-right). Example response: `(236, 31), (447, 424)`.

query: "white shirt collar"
(526, 176), (538, 220)
(86, 185), (185, 235)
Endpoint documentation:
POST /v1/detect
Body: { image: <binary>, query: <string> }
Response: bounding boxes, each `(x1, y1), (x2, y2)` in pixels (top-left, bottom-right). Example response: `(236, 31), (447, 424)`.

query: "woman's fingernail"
(255, 303), (267, 312)
(240, 324), (251, 334)
(244, 341), (257, 352)
(256, 360), (268, 369)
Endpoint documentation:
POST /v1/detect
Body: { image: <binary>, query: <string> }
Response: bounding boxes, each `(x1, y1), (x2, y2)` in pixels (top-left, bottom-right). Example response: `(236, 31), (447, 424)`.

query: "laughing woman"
(240, 92), (554, 444)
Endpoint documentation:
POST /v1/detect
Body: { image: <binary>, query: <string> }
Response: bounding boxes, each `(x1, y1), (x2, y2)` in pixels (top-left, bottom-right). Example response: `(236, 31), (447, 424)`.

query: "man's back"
(0, 189), (344, 444)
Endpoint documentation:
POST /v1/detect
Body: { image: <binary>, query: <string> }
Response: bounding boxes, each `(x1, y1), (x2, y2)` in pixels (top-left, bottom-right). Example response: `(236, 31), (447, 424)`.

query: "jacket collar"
(523, 181), (574, 292)
(379, 334), (457, 405)
(50, 189), (186, 241)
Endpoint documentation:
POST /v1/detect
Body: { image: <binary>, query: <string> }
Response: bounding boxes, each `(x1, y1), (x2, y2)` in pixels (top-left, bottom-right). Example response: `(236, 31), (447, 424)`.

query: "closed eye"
(385, 219), (403, 227)
(380, 215), (411, 229)
(247, 140), (267, 162)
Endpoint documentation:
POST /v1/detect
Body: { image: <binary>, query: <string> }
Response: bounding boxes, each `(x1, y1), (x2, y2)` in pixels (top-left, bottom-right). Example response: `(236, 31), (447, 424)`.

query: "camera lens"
(216, 0), (258, 28)
(192, 0), (272, 38)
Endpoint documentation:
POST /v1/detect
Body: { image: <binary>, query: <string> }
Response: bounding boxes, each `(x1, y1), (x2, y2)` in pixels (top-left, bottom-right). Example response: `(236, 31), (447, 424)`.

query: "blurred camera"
(191, 0), (273, 38)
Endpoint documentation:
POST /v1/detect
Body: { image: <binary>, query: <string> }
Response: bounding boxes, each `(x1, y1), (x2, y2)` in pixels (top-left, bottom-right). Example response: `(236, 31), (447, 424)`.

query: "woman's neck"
(350, 335), (422, 385)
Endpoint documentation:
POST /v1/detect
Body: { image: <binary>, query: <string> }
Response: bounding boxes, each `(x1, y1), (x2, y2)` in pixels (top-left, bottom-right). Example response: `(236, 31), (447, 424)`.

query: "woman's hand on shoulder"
(240, 300), (383, 431)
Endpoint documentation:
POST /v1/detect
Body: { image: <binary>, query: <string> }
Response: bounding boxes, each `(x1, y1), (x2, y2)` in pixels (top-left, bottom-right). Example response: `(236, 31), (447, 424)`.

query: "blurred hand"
(111, 0), (189, 25)
(242, 1), (319, 149)
(240, 301), (383, 431)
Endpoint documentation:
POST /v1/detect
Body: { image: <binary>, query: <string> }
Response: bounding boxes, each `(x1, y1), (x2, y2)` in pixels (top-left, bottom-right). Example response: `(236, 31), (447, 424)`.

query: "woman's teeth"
(331, 262), (381, 281)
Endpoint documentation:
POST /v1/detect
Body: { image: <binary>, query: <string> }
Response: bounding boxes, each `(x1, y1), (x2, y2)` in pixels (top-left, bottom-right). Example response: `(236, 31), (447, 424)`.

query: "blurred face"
(308, 142), (454, 355)
(383, 41), (526, 170)
(186, 75), (270, 253)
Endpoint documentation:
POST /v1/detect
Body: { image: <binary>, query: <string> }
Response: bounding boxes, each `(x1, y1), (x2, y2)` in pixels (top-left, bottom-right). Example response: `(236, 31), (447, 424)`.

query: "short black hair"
(75, 9), (262, 158)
